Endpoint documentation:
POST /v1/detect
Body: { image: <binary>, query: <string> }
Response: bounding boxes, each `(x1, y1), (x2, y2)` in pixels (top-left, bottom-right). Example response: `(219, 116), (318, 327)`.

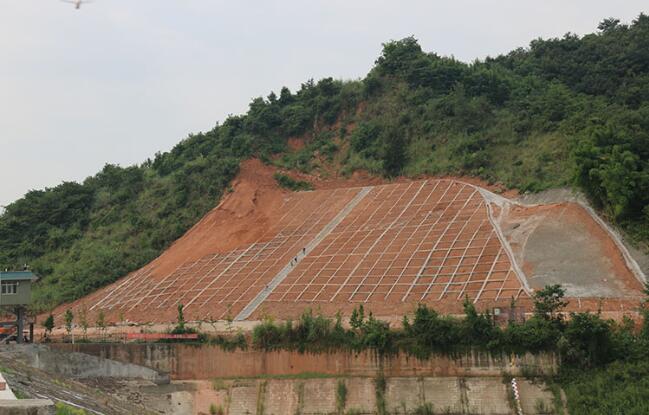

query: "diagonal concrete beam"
(234, 186), (372, 321)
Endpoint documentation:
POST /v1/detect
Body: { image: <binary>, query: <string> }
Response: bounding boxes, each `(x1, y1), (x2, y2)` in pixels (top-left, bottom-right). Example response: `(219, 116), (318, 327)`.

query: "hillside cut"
(64, 161), (646, 323)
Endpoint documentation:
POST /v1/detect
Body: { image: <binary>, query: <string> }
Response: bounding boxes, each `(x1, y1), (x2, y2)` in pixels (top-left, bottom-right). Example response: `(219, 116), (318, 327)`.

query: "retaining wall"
(192, 376), (556, 415)
(49, 343), (557, 380)
(6, 344), (169, 384)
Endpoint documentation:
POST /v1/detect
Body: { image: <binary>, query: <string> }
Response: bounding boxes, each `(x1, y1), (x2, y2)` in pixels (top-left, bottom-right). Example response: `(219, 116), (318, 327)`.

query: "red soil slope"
(52, 160), (646, 324)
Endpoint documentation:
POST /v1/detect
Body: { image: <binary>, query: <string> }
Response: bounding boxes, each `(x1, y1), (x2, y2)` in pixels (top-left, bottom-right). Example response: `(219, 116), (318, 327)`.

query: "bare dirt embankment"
(46, 159), (646, 327)
(149, 159), (286, 277)
(48, 160), (511, 322)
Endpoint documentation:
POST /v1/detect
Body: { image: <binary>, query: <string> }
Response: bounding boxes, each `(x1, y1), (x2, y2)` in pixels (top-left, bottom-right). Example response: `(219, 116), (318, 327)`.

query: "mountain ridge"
(1, 14), (648, 312)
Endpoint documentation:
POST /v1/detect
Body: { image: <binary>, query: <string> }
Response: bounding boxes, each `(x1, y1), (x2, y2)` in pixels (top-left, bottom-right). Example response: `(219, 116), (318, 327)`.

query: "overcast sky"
(1, 1), (646, 207)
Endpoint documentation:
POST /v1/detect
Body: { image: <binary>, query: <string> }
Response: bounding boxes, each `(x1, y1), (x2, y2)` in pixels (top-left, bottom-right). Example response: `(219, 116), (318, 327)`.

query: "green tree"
(359, 313), (393, 354)
(573, 126), (649, 220)
(402, 304), (462, 355)
(64, 309), (74, 337)
(533, 284), (568, 320)
(78, 306), (89, 340)
(173, 303), (186, 334)
(382, 126), (407, 177)
(461, 297), (498, 346)
(641, 282), (649, 339)
(349, 305), (365, 331)
(598, 17), (621, 33)
(350, 122), (381, 156)
(96, 309), (106, 340)
(559, 312), (615, 368)
(43, 314), (54, 338)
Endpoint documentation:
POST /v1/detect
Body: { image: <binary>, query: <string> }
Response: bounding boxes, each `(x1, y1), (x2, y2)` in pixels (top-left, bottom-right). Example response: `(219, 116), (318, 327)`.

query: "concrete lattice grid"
(90, 187), (361, 318)
(87, 179), (534, 321)
(264, 181), (522, 307)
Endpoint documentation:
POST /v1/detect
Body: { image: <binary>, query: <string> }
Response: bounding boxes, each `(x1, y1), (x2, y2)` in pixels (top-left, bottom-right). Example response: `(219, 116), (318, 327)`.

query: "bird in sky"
(60, 0), (92, 10)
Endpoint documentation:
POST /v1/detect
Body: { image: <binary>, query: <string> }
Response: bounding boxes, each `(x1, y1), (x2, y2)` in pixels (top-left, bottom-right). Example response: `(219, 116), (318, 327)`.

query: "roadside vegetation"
(248, 283), (649, 414)
(249, 286), (648, 366)
(248, 284), (649, 414)
(49, 283), (649, 413)
(0, 15), (647, 312)
(54, 284), (649, 371)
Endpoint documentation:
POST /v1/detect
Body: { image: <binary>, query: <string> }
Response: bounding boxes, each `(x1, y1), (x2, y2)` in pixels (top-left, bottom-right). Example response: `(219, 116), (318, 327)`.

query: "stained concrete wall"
(5, 344), (169, 384)
(192, 376), (556, 415)
(49, 343), (557, 380)
(518, 379), (556, 414)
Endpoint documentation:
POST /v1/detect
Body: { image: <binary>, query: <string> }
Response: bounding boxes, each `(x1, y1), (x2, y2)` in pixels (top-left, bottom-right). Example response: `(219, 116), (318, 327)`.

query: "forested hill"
(2, 16), (648, 312)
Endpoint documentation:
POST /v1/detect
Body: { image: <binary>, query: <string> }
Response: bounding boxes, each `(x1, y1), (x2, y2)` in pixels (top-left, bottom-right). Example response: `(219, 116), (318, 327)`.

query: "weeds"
(55, 402), (89, 415)
(336, 380), (347, 414)
(212, 379), (228, 391)
(374, 373), (387, 415)
(209, 403), (224, 415)
(412, 403), (435, 415)
(534, 398), (554, 414)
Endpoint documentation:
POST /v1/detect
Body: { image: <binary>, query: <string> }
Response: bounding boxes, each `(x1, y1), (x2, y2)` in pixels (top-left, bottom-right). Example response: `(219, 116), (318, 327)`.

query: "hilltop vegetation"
(1, 15), (648, 311)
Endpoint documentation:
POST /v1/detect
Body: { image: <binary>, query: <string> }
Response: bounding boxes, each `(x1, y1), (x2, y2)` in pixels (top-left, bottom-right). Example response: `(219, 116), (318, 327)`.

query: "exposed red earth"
(49, 159), (646, 325)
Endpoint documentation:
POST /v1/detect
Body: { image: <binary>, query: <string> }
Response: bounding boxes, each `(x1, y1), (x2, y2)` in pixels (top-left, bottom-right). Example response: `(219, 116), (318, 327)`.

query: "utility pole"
(16, 306), (24, 344)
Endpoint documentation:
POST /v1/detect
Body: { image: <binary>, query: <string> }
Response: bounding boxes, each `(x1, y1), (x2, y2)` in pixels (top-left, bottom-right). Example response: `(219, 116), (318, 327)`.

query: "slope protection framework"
(62, 165), (646, 324)
(76, 180), (526, 322)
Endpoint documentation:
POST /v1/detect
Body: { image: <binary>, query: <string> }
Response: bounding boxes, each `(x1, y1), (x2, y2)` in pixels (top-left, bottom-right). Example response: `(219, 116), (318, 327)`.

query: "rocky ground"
(0, 351), (197, 414)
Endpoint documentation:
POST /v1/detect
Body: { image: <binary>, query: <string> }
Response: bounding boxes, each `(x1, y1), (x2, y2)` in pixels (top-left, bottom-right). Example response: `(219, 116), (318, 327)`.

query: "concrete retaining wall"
(49, 343), (557, 381)
(7, 344), (169, 384)
(192, 376), (556, 415)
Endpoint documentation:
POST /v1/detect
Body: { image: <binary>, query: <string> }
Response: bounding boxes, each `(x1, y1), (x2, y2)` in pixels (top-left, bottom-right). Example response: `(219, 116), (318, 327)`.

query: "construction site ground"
(48, 159), (647, 326)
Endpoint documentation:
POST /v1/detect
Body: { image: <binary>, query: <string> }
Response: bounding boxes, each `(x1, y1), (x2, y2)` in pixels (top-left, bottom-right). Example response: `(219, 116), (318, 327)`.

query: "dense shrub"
(560, 360), (649, 415)
(250, 288), (647, 376)
(273, 173), (314, 191)
(210, 332), (247, 351)
(249, 285), (649, 371)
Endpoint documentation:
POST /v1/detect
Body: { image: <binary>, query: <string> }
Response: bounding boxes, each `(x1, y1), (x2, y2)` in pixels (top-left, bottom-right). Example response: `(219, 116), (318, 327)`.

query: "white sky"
(1, 1), (646, 207)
